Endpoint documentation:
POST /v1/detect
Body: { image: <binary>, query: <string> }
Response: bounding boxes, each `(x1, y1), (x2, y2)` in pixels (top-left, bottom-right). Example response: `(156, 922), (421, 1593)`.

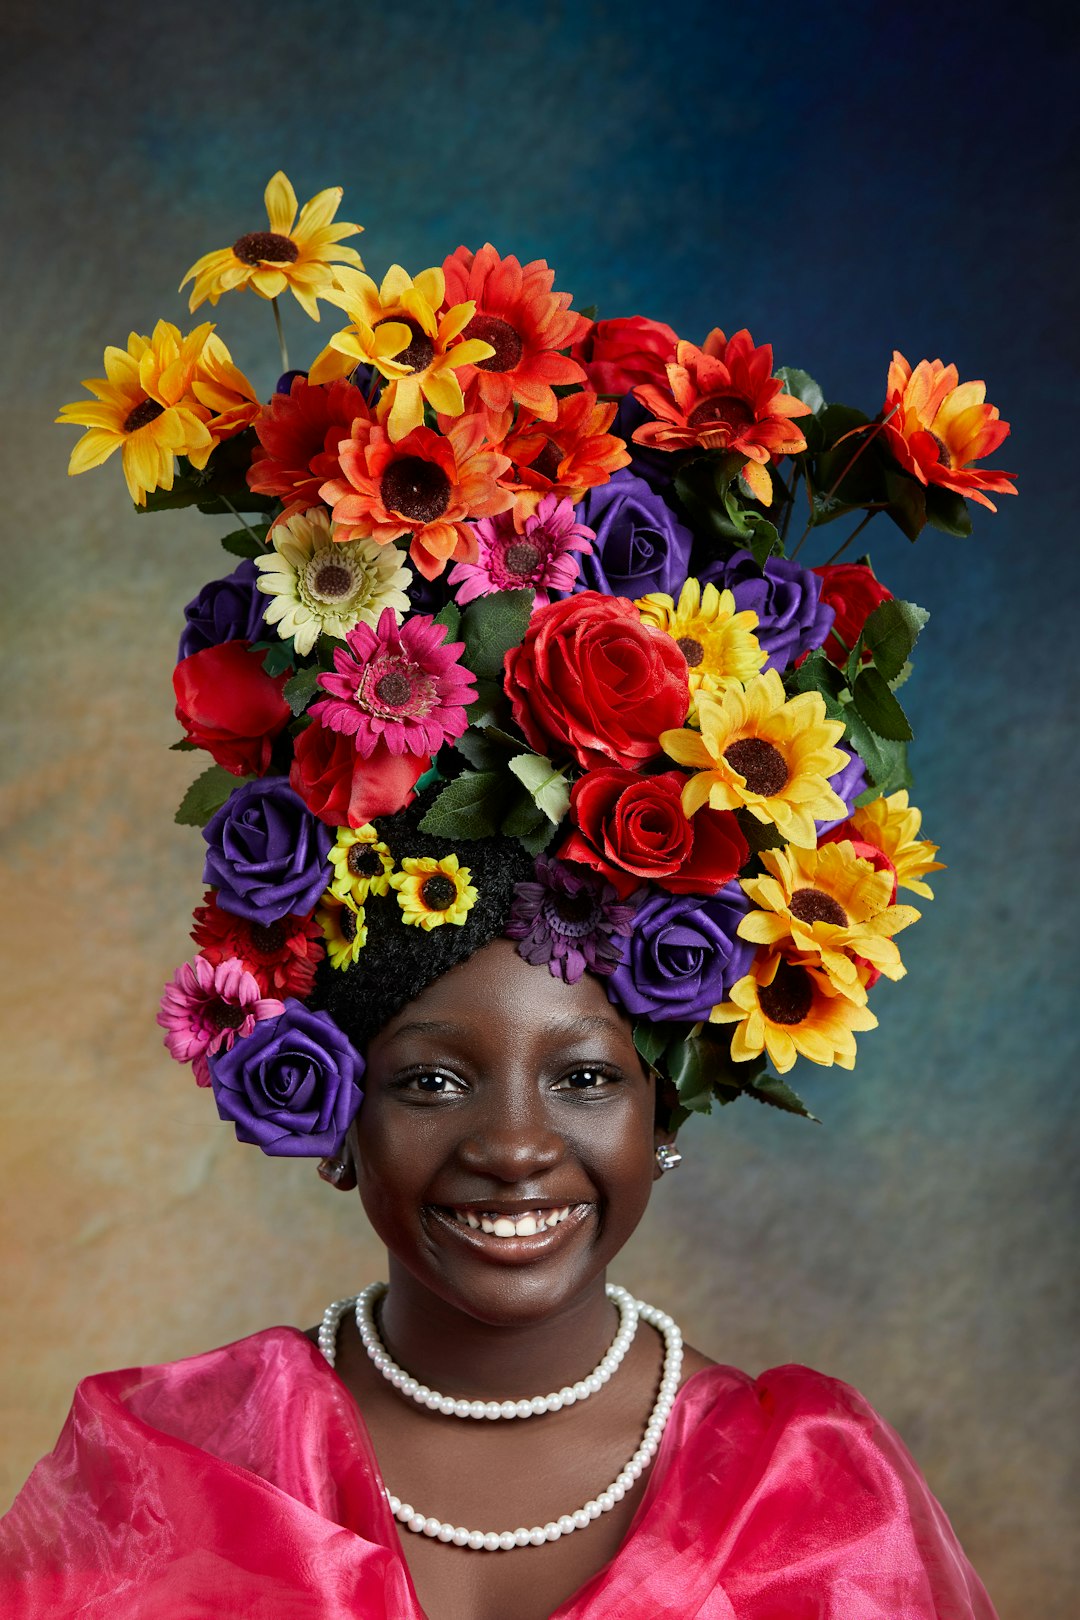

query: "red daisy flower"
(191, 890), (325, 998)
(496, 391), (631, 508)
(247, 376), (371, 527)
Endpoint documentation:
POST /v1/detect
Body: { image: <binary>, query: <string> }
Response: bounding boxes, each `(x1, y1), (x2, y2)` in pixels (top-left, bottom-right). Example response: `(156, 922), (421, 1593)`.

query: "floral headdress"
(59, 172), (1015, 1153)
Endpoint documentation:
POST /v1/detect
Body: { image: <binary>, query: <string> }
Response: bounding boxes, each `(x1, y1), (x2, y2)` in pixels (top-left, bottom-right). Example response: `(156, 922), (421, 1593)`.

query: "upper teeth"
(452, 1206), (573, 1237)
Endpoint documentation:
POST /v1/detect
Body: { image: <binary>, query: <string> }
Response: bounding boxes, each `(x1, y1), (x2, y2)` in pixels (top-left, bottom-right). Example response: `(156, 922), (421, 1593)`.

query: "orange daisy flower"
(442, 244), (591, 420)
(880, 352), (1016, 512)
(632, 328), (812, 505)
(496, 391), (631, 509)
(192, 333), (262, 443)
(319, 413), (513, 580)
(247, 377), (371, 528)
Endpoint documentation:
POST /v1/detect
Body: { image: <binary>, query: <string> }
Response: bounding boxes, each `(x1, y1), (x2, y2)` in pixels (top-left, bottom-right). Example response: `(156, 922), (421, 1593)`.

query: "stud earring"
(655, 1144), (683, 1173)
(318, 1155), (355, 1189)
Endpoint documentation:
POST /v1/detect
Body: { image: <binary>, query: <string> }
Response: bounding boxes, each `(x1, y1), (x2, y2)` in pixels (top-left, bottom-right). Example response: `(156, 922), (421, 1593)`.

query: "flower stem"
(824, 507), (880, 565)
(791, 404), (899, 558)
(271, 298), (289, 374)
(219, 492), (266, 547)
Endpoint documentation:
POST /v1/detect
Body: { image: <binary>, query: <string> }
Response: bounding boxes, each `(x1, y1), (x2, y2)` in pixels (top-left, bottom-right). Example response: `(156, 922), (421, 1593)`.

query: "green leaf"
(282, 664), (323, 716)
(248, 638), (295, 679)
(175, 764), (246, 828)
(633, 1022), (676, 1070)
(413, 763), (442, 796)
(419, 771), (506, 840)
(735, 808), (789, 853)
(517, 818), (558, 856)
(507, 753), (570, 825)
(883, 468), (927, 541)
(744, 1072), (819, 1121)
(499, 793), (549, 840)
(792, 648), (848, 716)
(461, 589), (534, 681)
(855, 598), (929, 684)
(852, 667), (913, 742)
(666, 1038), (716, 1115)
(842, 709), (910, 793)
(433, 601), (462, 641)
(454, 728), (505, 772)
(219, 524), (270, 560)
(169, 738), (198, 751)
(743, 511), (782, 567)
(465, 677), (509, 729)
(776, 367), (825, 416)
(924, 483), (973, 537)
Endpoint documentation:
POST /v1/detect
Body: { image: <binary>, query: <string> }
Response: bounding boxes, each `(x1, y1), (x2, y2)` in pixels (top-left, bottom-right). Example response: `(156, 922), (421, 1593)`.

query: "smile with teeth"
(449, 1206), (575, 1238)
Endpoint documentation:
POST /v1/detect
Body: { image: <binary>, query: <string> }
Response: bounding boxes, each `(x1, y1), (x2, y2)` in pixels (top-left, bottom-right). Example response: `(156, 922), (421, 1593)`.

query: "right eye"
(395, 1069), (466, 1097)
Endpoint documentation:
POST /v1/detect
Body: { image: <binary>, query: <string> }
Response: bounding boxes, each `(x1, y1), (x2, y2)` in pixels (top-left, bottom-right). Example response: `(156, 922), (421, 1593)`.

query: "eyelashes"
(391, 1063), (627, 1099)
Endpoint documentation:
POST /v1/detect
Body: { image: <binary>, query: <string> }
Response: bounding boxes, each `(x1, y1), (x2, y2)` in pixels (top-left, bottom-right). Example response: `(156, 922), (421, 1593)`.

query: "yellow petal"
(739, 458), (773, 505)
(294, 185), (345, 240)
(264, 171), (298, 236)
(67, 428), (122, 474)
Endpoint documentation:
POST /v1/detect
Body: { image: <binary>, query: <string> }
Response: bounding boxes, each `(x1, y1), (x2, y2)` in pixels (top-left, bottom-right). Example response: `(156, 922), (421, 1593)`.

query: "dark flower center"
(348, 843), (384, 878)
(676, 635), (705, 668)
(757, 960), (815, 1025)
(555, 892), (596, 923)
(723, 736), (789, 797)
(380, 456), (451, 523)
(374, 670), (414, 706)
(928, 431), (953, 468)
(357, 655), (434, 721)
(232, 231), (299, 265)
(504, 541), (542, 579)
(208, 1000), (247, 1032)
(465, 313), (524, 373)
(530, 439), (563, 482)
(687, 392), (755, 432)
(374, 315), (435, 373)
(123, 397), (165, 434)
(339, 907), (359, 943)
(421, 874), (458, 911)
(312, 562), (355, 600)
(247, 921), (288, 956)
(789, 887), (848, 928)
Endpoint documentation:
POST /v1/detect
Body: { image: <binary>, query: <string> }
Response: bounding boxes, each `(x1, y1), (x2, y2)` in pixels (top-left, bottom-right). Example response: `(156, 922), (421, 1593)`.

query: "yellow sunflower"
(191, 332), (262, 441)
(56, 320), (216, 504)
(309, 263), (495, 442)
(738, 841), (921, 995)
(389, 855), (478, 930)
(845, 790), (945, 899)
(180, 172), (364, 320)
(661, 669), (848, 847)
(315, 890), (368, 970)
(328, 825), (395, 904)
(636, 580), (766, 712)
(711, 949), (878, 1073)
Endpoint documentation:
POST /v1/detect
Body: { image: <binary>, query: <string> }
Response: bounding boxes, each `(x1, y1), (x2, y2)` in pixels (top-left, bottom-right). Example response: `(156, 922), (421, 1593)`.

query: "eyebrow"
(383, 1013), (629, 1044)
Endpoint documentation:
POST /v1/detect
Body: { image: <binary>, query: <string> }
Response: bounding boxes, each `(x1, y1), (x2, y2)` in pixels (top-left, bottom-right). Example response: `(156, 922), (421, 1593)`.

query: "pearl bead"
(498, 1531), (516, 1551)
(483, 1401), (502, 1421)
(597, 1492), (614, 1512)
(610, 1482), (626, 1503)
(451, 1527), (470, 1547)
(572, 1509), (591, 1530)
(513, 1528), (532, 1547)
(514, 1400), (533, 1419)
(422, 1517), (441, 1537)
(528, 1527), (547, 1546)
(408, 1514), (425, 1534)
(437, 1523), (455, 1542)
(482, 1532), (500, 1552)
(543, 1522), (562, 1542)
(558, 1386), (575, 1405)
(453, 1399), (471, 1418)
(467, 1531), (485, 1551)
(499, 1401), (518, 1419)
(469, 1402), (486, 1420)
(529, 1395), (549, 1415)
(585, 1373), (603, 1394)
(558, 1514), (576, 1535)
(416, 1385), (431, 1402)
(584, 1500), (601, 1520)
(572, 1381), (590, 1400)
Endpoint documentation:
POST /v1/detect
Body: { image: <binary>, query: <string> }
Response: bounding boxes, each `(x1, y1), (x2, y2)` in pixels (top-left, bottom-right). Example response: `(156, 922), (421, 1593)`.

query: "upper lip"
(432, 1198), (589, 1216)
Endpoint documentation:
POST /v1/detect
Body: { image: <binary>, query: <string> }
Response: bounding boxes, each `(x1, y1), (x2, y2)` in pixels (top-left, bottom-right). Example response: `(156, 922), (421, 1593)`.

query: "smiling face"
(353, 937), (662, 1328)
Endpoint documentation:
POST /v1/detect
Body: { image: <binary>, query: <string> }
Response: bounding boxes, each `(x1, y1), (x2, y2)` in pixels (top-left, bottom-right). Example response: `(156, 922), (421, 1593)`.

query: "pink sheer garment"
(0, 1326), (997, 1619)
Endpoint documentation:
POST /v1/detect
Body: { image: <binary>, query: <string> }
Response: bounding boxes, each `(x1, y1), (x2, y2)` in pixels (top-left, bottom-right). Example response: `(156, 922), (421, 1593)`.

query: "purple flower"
(504, 856), (637, 984)
(209, 999), (364, 1157)
(571, 470), (692, 600)
(700, 549), (834, 672)
(202, 776), (333, 925)
(178, 558), (267, 662)
(608, 883), (754, 1022)
(816, 746), (869, 835)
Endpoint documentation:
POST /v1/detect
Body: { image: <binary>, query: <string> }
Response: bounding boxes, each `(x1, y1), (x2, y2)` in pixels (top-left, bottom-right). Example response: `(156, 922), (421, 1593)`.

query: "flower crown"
(58, 171), (1016, 1155)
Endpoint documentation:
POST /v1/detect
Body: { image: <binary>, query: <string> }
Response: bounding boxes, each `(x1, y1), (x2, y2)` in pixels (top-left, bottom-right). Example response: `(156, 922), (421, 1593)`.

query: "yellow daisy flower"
(390, 855), (478, 930)
(316, 890), (368, 970)
(636, 580), (766, 711)
(328, 825), (395, 904)
(845, 790), (945, 899)
(254, 506), (412, 655)
(308, 263), (495, 441)
(180, 172), (364, 321)
(191, 332), (262, 441)
(738, 841), (921, 995)
(711, 950), (878, 1073)
(661, 669), (848, 848)
(56, 320), (216, 504)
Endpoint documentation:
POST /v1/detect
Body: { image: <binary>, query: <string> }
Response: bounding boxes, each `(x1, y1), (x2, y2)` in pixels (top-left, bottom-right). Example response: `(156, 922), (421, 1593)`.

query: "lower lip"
(426, 1205), (592, 1265)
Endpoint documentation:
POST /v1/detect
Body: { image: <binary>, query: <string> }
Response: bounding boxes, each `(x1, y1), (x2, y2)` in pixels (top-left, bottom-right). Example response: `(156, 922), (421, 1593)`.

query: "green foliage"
(460, 589), (534, 680)
(174, 763), (245, 827)
(282, 664), (322, 716)
(775, 366), (826, 416)
(248, 637), (295, 678)
(744, 1072), (819, 1120)
(169, 738), (198, 751)
(924, 484), (973, 537)
(674, 452), (781, 563)
(847, 599), (929, 684)
(882, 468), (927, 540)
(507, 753), (570, 824)
(219, 523), (270, 560)
(419, 771), (508, 839)
(851, 667), (913, 742)
(138, 433), (277, 517)
(433, 601), (462, 641)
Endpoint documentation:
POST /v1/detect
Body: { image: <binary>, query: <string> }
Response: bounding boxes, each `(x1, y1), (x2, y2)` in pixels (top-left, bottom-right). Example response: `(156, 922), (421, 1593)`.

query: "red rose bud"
(570, 316), (680, 396)
(173, 640), (291, 777)
(504, 592), (690, 771)
(290, 716), (430, 827)
(812, 564), (893, 665)
(559, 768), (748, 899)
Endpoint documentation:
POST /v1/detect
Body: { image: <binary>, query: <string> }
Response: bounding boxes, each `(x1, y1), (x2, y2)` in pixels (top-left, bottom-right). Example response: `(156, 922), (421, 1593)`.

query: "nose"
(455, 1097), (566, 1184)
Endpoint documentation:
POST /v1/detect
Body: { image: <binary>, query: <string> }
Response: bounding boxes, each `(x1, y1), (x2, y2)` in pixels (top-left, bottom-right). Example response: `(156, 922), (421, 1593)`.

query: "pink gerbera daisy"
(448, 493), (594, 606)
(308, 606), (476, 757)
(157, 955), (284, 1087)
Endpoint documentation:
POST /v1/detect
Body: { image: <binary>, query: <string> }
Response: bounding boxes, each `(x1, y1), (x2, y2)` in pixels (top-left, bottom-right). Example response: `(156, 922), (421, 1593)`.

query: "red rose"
(503, 593), (689, 771)
(290, 716), (430, 827)
(571, 317), (680, 396)
(812, 564), (893, 665)
(173, 641), (291, 776)
(559, 768), (749, 899)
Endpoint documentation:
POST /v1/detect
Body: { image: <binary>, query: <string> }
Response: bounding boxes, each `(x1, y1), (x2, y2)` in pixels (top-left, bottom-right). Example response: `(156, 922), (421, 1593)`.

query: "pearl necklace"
(347, 1280), (639, 1419)
(318, 1287), (683, 1553)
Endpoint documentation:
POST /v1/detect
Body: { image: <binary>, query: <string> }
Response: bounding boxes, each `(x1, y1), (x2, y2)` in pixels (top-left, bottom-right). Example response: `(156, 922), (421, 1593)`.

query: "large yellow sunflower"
(661, 669), (848, 847)
(711, 949), (878, 1073)
(636, 580), (766, 712)
(843, 791), (945, 899)
(180, 172), (363, 320)
(390, 855), (477, 930)
(328, 824), (395, 905)
(738, 841), (921, 995)
(56, 320), (216, 504)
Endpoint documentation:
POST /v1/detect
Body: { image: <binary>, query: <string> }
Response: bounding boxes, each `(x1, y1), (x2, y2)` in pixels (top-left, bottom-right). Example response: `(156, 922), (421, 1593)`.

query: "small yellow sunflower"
(180, 172), (364, 320)
(636, 580), (766, 711)
(56, 320), (216, 504)
(254, 506), (412, 655)
(191, 332), (262, 441)
(390, 855), (478, 930)
(845, 790), (945, 899)
(711, 949), (878, 1073)
(315, 890), (368, 969)
(328, 825), (395, 904)
(739, 841), (921, 995)
(661, 669), (848, 847)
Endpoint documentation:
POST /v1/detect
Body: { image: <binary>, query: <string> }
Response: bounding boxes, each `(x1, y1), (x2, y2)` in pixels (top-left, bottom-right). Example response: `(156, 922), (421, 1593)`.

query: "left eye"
(558, 1067), (617, 1091)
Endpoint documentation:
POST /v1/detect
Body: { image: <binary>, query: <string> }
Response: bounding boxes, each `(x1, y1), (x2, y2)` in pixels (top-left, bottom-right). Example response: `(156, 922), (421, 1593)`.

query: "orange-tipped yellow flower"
(711, 949), (878, 1073)
(56, 320), (217, 504)
(828, 789), (945, 899)
(180, 172), (363, 320)
(880, 352), (1016, 512)
(191, 333), (262, 442)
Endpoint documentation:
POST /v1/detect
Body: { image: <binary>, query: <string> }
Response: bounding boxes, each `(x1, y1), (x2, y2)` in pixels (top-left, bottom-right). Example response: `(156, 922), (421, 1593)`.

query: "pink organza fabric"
(0, 1327), (997, 1619)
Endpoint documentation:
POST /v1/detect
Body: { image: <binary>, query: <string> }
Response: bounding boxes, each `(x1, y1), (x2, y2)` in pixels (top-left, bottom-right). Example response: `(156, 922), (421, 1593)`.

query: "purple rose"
(700, 549), (834, 672)
(209, 1000), (364, 1156)
(816, 746), (868, 835)
(571, 470), (692, 599)
(178, 558), (268, 662)
(608, 882), (754, 1022)
(202, 776), (333, 924)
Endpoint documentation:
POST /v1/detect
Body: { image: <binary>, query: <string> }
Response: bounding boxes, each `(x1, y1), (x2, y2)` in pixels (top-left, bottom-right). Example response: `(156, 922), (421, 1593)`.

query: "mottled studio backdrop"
(1, 1), (1076, 1614)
